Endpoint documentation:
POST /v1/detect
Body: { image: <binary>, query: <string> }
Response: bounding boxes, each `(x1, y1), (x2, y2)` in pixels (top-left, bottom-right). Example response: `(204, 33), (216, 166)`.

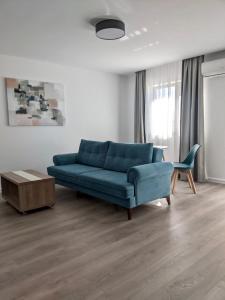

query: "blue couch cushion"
(78, 170), (134, 199)
(47, 164), (101, 182)
(77, 139), (109, 168)
(104, 142), (154, 172)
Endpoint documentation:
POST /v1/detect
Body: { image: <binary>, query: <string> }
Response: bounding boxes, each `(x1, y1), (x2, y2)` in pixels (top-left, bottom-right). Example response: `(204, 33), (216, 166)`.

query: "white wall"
(0, 55), (121, 175)
(204, 74), (225, 183)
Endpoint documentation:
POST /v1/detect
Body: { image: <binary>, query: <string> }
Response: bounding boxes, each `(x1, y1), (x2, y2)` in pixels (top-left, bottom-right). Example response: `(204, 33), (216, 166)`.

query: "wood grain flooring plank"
(0, 182), (225, 300)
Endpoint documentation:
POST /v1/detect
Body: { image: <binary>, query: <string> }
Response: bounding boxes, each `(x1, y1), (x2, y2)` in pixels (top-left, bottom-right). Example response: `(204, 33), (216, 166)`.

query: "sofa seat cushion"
(104, 142), (154, 172)
(78, 170), (134, 199)
(47, 164), (101, 182)
(77, 139), (109, 168)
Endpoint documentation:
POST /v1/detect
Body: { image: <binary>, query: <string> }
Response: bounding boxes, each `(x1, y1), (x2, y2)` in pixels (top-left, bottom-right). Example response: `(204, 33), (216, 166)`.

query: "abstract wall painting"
(5, 78), (65, 126)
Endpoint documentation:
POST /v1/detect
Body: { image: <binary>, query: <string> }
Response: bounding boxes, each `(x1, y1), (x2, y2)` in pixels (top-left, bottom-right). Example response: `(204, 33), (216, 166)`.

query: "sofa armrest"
(127, 162), (174, 206)
(128, 162), (173, 183)
(53, 153), (78, 166)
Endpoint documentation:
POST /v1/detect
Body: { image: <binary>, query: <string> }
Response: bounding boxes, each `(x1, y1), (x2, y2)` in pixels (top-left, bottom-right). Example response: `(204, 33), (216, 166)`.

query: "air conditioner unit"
(202, 58), (225, 77)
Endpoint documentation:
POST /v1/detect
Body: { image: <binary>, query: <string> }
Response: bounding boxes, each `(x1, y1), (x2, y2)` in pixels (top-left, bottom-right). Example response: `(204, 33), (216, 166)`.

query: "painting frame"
(5, 77), (65, 126)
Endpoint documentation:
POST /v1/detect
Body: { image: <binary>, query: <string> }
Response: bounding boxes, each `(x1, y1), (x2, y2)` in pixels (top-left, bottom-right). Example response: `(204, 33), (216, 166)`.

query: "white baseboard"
(207, 177), (225, 184)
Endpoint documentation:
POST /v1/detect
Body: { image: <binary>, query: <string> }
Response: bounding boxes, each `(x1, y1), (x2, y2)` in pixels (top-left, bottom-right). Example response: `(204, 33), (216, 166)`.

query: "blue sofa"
(47, 140), (173, 220)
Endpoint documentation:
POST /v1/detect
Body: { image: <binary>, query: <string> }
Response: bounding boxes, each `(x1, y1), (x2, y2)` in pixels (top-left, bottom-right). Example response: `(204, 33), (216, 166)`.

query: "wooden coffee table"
(0, 170), (55, 214)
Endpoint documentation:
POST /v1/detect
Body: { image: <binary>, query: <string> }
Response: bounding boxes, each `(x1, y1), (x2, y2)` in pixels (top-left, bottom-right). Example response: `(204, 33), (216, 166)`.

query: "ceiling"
(0, 0), (225, 74)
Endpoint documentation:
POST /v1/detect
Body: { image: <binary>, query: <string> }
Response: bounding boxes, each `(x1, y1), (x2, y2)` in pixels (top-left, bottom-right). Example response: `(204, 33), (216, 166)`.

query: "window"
(151, 84), (177, 139)
(145, 62), (182, 161)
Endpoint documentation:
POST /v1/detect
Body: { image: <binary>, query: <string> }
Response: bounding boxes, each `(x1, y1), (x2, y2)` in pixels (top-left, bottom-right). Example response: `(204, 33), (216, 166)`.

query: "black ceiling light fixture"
(96, 19), (125, 40)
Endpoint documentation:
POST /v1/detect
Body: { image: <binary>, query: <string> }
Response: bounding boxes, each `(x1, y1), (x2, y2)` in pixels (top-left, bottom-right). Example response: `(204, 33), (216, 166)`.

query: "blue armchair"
(172, 144), (201, 194)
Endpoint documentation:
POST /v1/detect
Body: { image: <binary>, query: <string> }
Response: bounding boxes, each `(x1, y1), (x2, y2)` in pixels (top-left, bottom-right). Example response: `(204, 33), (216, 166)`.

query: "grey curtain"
(180, 56), (205, 182)
(134, 70), (146, 143)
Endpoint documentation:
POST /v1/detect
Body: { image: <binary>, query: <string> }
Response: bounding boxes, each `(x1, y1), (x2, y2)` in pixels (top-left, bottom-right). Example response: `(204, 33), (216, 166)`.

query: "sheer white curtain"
(145, 61), (182, 162)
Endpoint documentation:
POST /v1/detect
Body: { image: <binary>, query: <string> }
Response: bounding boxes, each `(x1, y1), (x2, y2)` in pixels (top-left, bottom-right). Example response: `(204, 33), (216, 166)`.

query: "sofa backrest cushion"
(77, 139), (109, 168)
(104, 142), (153, 172)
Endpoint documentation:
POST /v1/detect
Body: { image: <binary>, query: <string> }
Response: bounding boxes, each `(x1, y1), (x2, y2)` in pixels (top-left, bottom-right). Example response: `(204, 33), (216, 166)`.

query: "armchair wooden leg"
(188, 170), (197, 194)
(171, 170), (176, 183)
(186, 171), (192, 189)
(172, 170), (178, 194)
(127, 208), (132, 220)
(166, 196), (171, 206)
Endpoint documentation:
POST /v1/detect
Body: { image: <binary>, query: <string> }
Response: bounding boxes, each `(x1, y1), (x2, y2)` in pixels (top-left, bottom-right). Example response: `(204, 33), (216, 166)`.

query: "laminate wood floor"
(1, 182), (225, 300)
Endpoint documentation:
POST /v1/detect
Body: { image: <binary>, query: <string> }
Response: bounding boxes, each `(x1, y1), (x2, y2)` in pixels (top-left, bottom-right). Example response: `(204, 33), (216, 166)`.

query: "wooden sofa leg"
(114, 204), (119, 211)
(166, 195), (171, 206)
(77, 191), (82, 198)
(127, 208), (132, 220)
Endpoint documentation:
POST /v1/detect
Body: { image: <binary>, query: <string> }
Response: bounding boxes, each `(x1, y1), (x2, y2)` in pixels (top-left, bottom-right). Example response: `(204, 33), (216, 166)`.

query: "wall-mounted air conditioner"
(202, 58), (225, 77)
